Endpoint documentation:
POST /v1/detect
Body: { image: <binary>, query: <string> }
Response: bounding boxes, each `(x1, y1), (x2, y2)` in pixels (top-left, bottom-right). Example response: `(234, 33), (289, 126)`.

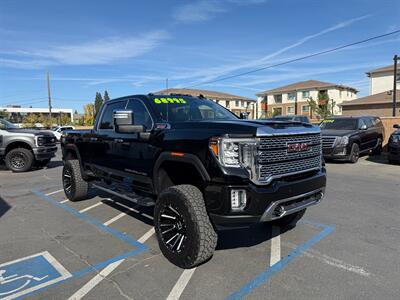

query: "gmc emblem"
(287, 143), (310, 153)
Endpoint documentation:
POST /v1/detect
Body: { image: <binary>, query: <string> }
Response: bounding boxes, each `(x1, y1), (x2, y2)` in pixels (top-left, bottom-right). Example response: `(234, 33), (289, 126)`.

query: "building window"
(241, 100), (245, 107)
(287, 106), (295, 115)
(302, 105), (310, 113)
(272, 107), (282, 116)
(235, 100), (239, 107)
(287, 92), (296, 101)
(274, 94), (282, 104)
(302, 91), (310, 99)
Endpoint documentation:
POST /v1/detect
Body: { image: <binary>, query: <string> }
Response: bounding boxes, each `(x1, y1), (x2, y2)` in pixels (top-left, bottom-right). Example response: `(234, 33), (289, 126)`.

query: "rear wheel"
(5, 148), (34, 172)
(270, 209), (306, 228)
(349, 143), (360, 163)
(154, 185), (217, 269)
(62, 160), (88, 201)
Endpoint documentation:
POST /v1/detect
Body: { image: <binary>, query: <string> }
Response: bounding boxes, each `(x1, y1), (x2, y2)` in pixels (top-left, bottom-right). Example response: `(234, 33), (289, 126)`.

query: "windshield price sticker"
(153, 98), (186, 104)
(322, 119), (335, 123)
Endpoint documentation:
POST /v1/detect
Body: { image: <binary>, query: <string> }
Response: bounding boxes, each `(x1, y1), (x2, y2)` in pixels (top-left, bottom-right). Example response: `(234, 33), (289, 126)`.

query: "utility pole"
(331, 99), (334, 115)
(294, 90), (298, 115)
(393, 55), (399, 117)
(46, 71), (52, 126)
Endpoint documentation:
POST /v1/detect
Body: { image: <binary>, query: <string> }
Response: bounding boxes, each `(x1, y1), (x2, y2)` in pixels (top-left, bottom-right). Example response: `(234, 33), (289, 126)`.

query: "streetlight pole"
(393, 55), (399, 117)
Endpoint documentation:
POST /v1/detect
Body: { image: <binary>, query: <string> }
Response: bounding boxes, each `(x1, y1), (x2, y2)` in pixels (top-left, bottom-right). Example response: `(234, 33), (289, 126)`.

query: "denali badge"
(287, 143), (310, 153)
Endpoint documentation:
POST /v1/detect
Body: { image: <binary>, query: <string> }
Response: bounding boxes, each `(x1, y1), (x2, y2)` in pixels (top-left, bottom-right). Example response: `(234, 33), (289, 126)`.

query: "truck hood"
(170, 120), (319, 136)
(5, 128), (55, 136)
(321, 129), (358, 137)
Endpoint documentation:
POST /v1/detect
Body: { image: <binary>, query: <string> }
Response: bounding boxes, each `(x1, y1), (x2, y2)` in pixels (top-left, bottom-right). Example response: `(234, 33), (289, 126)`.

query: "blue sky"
(0, 0), (399, 112)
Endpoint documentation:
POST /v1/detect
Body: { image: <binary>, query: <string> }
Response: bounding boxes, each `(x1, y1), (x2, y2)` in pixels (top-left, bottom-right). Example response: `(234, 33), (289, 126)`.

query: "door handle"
(114, 138), (124, 143)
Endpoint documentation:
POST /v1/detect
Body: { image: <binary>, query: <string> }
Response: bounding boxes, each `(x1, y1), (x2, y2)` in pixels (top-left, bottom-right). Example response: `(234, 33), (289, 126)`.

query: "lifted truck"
(61, 94), (326, 268)
(0, 118), (57, 172)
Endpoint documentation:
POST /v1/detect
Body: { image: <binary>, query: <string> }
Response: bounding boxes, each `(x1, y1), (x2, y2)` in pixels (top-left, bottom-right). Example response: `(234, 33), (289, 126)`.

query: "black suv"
(61, 94), (326, 268)
(388, 124), (400, 164)
(320, 116), (384, 163)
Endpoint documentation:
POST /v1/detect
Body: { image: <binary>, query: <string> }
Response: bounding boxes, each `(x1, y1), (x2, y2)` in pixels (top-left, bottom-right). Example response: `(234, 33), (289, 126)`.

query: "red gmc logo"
(287, 143), (310, 153)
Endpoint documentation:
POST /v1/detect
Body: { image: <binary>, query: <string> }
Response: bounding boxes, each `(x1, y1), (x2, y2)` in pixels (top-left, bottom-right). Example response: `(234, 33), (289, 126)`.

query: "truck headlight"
(335, 136), (349, 147)
(35, 135), (45, 147)
(209, 137), (257, 168)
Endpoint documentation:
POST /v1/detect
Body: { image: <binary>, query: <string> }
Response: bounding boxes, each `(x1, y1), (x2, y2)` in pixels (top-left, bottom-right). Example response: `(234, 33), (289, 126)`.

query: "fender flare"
(4, 139), (35, 153)
(153, 152), (210, 194)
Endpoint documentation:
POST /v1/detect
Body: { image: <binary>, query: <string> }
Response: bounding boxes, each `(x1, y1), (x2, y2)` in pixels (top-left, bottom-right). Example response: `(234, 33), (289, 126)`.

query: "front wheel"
(349, 143), (360, 163)
(62, 160), (89, 201)
(5, 148), (34, 172)
(270, 209), (306, 228)
(154, 185), (217, 269)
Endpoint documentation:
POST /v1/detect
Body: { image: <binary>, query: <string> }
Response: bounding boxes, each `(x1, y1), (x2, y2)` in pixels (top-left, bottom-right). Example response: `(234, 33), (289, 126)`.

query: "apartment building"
(367, 65), (400, 95)
(256, 80), (358, 118)
(156, 88), (257, 119)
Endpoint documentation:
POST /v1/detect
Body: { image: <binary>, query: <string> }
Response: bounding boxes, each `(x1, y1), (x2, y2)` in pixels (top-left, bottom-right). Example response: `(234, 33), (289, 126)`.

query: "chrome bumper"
(259, 188), (325, 222)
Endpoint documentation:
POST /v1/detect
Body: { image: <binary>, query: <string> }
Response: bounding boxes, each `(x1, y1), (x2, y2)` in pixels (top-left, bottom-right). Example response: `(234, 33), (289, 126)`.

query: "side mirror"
(359, 124), (367, 130)
(113, 110), (145, 133)
(240, 112), (248, 119)
(393, 124), (400, 129)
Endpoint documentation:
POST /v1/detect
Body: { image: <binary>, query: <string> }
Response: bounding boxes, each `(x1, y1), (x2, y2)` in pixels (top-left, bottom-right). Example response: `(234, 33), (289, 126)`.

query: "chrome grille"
(256, 133), (322, 184)
(322, 136), (337, 149)
(259, 156), (321, 181)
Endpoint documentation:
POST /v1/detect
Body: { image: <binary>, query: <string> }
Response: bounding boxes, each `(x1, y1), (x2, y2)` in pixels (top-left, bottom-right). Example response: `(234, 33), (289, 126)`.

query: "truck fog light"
(231, 189), (247, 211)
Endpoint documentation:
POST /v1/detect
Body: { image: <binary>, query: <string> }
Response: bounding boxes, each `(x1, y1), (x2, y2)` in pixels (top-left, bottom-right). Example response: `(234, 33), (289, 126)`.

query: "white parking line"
(270, 226), (281, 266)
(79, 202), (104, 213)
(103, 211), (128, 226)
(60, 199), (70, 204)
(112, 201), (154, 221)
(166, 268), (197, 300)
(46, 189), (64, 196)
(67, 227), (156, 300)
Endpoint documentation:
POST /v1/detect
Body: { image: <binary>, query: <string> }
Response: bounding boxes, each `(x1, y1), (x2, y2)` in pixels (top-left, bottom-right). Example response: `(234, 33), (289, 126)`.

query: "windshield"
(320, 119), (357, 130)
(150, 96), (239, 122)
(0, 119), (18, 129)
(273, 117), (292, 121)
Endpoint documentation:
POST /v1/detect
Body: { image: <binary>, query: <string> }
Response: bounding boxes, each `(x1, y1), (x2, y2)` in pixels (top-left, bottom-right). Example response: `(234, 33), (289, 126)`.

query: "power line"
(185, 29), (400, 88)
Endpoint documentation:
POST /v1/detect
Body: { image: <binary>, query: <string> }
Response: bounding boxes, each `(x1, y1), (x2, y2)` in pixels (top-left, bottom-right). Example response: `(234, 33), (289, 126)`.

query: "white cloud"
(0, 30), (169, 68)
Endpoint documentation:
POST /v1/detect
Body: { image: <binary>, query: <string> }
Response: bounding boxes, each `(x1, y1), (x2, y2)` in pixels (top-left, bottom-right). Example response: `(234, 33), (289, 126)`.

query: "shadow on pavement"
(0, 195), (11, 218)
(365, 152), (395, 165)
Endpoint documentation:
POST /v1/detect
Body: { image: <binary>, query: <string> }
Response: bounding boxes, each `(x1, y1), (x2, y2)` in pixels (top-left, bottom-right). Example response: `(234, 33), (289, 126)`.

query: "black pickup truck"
(61, 94), (326, 268)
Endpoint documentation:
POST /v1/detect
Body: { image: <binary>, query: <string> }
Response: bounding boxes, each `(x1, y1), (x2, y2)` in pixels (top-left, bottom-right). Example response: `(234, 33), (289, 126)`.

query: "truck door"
(357, 118), (369, 151)
(111, 98), (156, 192)
(91, 100), (127, 173)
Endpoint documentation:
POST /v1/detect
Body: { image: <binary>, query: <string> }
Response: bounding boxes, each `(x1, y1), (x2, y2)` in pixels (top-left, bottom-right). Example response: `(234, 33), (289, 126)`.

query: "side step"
(92, 183), (155, 207)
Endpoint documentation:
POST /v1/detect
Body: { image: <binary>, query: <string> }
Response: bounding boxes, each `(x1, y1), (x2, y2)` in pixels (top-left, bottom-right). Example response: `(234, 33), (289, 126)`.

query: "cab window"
(126, 99), (153, 130)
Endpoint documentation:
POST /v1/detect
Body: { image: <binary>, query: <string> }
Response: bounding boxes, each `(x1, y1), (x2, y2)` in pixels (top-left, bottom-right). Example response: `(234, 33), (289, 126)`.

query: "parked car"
(52, 125), (75, 141)
(272, 115), (311, 123)
(61, 94), (326, 268)
(388, 124), (400, 164)
(0, 118), (57, 172)
(320, 116), (384, 163)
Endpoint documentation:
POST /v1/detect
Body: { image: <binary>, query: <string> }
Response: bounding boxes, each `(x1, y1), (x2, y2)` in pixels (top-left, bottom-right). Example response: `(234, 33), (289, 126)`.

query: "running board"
(92, 183), (155, 207)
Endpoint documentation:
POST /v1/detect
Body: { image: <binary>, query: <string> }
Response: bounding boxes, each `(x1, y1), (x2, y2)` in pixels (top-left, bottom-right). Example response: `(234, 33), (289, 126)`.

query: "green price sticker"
(153, 98), (186, 104)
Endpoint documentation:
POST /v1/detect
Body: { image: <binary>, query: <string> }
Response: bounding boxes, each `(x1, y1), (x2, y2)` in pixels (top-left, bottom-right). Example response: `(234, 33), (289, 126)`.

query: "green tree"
(103, 90), (110, 102)
(307, 94), (333, 120)
(84, 103), (95, 126)
(0, 109), (8, 118)
(94, 92), (104, 117)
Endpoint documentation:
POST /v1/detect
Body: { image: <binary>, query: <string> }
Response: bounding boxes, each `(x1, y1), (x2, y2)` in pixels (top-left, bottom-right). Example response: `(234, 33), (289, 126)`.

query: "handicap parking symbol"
(0, 251), (72, 300)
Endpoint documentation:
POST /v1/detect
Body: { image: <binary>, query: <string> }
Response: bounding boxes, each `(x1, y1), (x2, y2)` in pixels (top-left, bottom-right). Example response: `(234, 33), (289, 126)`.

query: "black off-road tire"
(270, 209), (306, 228)
(371, 138), (382, 155)
(154, 185), (218, 269)
(5, 148), (34, 172)
(349, 143), (360, 163)
(63, 159), (89, 201)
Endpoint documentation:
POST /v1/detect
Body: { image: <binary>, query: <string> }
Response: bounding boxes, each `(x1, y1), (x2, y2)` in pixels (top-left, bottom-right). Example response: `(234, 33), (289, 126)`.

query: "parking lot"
(0, 149), (399, 300)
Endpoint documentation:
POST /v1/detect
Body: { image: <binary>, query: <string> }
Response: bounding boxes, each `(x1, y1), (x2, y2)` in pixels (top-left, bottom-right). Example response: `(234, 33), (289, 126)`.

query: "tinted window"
(363, 117), (374, 128)
(320, 118), (358, 130)
(99, 101), (126, 130)
(126, 99), (153, 129)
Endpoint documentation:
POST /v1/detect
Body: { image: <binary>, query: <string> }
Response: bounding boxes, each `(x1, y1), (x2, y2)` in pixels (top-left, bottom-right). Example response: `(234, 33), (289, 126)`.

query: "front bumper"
(388, 143), (400, 162)
(322, 146), (350, 160)
(206, 169), (326, 228)
(33, 145), (58, 160)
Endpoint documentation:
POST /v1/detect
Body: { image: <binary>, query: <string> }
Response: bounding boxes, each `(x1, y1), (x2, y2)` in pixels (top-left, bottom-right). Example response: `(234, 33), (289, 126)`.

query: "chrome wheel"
(159, 204), (187, 253)
(63, 167), (73, 195)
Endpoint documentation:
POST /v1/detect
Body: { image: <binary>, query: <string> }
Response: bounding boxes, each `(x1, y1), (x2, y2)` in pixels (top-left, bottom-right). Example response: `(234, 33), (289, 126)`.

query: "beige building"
(156, 88), (257, 119)
(367, 65), (400, 95)
(256, 80), (357, 118)
(340, 90), (400, 117)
